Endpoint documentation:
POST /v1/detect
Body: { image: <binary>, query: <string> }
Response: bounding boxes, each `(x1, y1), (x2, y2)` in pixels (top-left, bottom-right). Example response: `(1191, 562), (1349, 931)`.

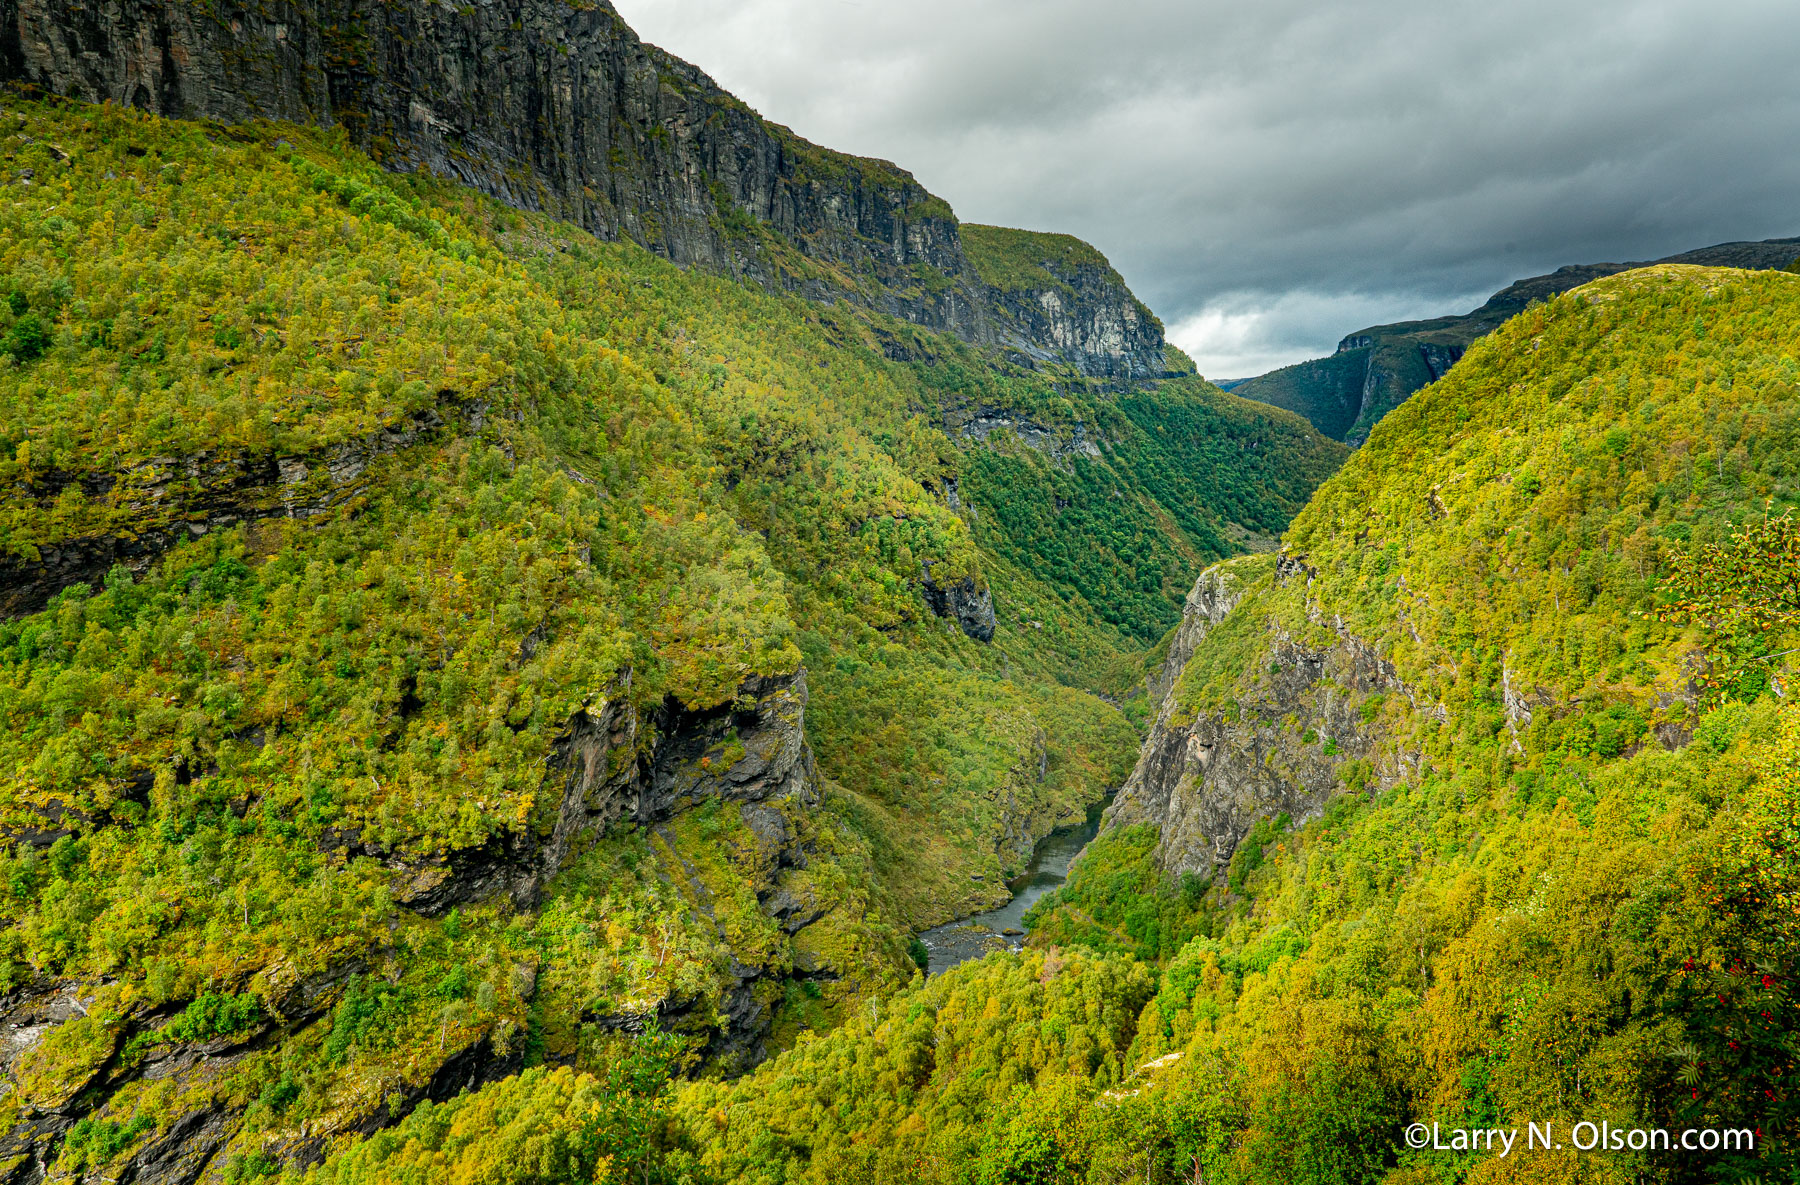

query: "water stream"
(917, 803), (1108, 976)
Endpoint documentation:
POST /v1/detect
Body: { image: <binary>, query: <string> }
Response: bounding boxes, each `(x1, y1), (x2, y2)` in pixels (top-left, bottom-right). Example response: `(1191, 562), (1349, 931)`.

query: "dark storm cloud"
(612, 0), (1800, 377)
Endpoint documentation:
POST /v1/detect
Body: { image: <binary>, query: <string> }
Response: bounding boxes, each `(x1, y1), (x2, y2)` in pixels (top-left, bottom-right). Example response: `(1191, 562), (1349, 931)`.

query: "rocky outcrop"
(920, 569), (997, 643)
(946, 404), (1105, 463)
(543, 670), (817, 876)
(959, 225), (1178, 384)
(1143, 563), (1247, 705)
(0, 971), (522, 1184)
(1106, 556), (1414, 879)
(0, 0), (1174, 386)
(0, 0), (955, 314)
(0, 398), (483, 618)
(0, 667), (826, 1176)
(528, 668), (826, 1074)
(1417, 342), (1465, 383)
(308, 669), (819, 922)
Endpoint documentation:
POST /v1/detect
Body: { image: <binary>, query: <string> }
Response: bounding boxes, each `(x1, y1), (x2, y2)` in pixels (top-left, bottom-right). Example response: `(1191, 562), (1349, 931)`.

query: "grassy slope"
(1238, 242), (1800, 446)
(1233, 319), (1472, 445)
(961, 224), (1119, 295)
(651, 267), (1800, 1185)
(0, 99), (1345, 1177)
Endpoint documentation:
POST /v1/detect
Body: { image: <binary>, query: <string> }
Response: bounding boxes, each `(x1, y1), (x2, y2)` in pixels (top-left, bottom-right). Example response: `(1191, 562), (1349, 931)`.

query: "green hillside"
(1221, 344), (1375, 443)
(0, 99), (1346, 1178)
(1236, 238), (1800, 446)
(12, 90), (1799, 1185)
(631, 266), (1800, 1185)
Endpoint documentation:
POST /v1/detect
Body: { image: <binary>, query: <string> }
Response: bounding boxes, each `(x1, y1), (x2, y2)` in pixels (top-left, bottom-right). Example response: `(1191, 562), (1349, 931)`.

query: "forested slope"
(0, 97), (1343, 1182)
(1238, 237), (1800, 445)
(653, 266), (1800, 1185)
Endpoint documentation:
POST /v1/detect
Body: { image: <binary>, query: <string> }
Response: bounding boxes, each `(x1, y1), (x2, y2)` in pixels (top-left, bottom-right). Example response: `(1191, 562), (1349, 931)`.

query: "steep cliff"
(1112, 265), (1800, 884)
(960, 225), (1181, 384)
(0, 0), (1172, 385)
(1105, 554), (1413, 877)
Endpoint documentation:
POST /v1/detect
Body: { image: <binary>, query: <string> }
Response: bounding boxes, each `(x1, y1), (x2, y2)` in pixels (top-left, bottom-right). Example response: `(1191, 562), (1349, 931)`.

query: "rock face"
(0, 0), (1172, 384)
(960, 226), (1178, 384)
(921, 570), (998, 643)
(545, 670), (817, 876)
(0, 970), (525, 1184)
(544, 670), (827, 1074)
(1143, 564), (1243, 705)
(1106, 555), (1413, 879)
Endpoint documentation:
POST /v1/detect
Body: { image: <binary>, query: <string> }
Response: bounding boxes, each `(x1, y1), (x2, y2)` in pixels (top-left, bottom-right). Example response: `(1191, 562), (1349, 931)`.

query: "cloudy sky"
(612, 0), (1800, 379)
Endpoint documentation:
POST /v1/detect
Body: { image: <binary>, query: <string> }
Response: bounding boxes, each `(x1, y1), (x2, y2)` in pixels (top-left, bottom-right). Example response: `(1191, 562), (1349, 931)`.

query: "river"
(916, 803), (1108, 976)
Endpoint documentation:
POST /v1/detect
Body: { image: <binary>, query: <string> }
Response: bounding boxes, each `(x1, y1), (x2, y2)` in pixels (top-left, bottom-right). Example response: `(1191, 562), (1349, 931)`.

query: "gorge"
(0, 2), (1796, 1184)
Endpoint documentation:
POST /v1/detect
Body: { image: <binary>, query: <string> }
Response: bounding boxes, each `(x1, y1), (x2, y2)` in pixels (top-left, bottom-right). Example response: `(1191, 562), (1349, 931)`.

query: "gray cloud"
(613, 0), (1800, 378)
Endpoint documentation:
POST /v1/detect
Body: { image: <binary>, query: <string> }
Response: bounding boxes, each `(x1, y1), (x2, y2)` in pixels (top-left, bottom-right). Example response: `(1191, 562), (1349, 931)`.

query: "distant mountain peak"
(1235, 235), (1800, 443)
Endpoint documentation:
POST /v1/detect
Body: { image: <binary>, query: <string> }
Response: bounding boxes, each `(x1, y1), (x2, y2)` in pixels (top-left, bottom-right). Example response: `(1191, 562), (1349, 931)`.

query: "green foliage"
(2, 311), (50, 362)
(0, 96), (1346, 1180)
(164, 991), (260, 1043)
(674, 949), (1154, 1183)
(1285, 267), (1800, 757)
(59, 1112), (155, 1170)
(976, 1089), (1068, 1185)
(964, 446), (1195, 639)
(287, 156), (476, 261)
(1225, 813), (1289, 895)
(324, 976), (406, 1065)
(309, 1032), (690, 1185)
(1023, 826), (1211, 961)
(961, 225), (1113, 295)
(225, 1149), (281, 1181)
(908, 936), (930, 972)
(670, 263), (1800, 1184)
(1655, 506), (1800, 699)
(963, 384), (1342, 641)
(1229, 345), (1372, 442)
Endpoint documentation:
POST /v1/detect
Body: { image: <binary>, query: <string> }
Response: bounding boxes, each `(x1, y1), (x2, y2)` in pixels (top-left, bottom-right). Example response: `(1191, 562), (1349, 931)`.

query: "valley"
(917, 797), (1109, 976)
(0, 3), (1795, 1184)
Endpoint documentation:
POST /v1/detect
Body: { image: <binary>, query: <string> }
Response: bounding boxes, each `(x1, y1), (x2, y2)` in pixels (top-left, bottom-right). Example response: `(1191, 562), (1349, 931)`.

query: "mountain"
(0, 5), (1351, 1180)
(1235, 236), (1800, 443)
(668, 264), (1800, 1184)
(0, 0), (1183, 387)
(18, 6), (1800, 1185)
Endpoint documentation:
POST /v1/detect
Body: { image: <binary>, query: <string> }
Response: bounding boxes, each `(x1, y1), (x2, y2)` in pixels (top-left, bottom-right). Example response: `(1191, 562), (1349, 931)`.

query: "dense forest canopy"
(620, 268), (1800, 1185)
(0, 96), (1349, 1182)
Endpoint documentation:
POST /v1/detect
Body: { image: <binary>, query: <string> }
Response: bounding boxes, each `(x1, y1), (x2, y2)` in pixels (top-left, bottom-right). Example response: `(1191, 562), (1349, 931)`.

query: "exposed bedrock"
(0, 0), (1173, 382)
(1106, 558), (1413, 880)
